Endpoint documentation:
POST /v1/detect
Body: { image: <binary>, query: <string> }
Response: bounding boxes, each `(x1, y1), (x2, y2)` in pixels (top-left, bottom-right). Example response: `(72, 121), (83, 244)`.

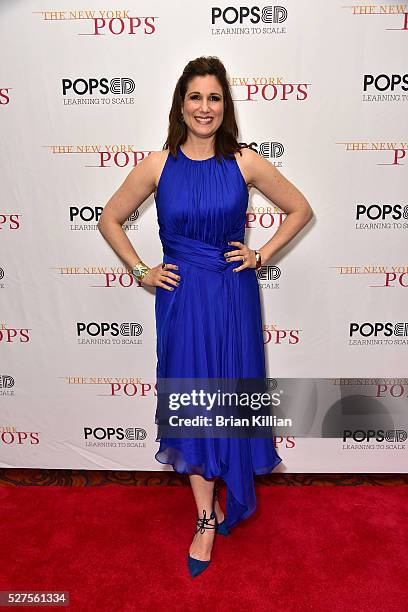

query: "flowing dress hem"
(154, 447), (283, 530)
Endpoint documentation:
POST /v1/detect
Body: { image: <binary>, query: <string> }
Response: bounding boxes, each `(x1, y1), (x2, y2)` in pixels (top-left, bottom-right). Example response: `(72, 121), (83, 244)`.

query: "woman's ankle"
(213, 499), (224, 522)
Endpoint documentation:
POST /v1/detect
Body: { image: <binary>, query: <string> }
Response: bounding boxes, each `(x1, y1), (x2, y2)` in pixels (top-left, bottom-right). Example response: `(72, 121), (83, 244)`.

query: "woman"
(98, 56), (313, 578)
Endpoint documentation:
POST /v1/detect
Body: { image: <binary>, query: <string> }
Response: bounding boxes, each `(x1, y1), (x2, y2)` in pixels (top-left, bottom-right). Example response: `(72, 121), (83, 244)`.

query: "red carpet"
(0, 485), (407, 611)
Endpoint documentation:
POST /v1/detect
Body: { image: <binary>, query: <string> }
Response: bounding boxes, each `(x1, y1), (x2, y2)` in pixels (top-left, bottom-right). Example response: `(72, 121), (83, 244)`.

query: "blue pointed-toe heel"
(215, 516), (230, 536)
(187, 509), (216, 578)
(187, 554), (211, 578)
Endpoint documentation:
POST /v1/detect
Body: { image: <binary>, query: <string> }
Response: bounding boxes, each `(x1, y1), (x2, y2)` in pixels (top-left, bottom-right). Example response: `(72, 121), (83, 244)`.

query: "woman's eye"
(190, 95), (221, 101)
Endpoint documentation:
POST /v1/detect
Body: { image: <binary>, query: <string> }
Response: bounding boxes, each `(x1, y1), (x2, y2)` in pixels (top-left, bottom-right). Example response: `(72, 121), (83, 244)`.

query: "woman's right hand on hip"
(141, 263), (180, 291)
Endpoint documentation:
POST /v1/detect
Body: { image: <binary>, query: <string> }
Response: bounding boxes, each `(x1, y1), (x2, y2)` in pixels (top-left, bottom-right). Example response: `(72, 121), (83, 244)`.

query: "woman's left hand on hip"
(224, 241), (256, 272)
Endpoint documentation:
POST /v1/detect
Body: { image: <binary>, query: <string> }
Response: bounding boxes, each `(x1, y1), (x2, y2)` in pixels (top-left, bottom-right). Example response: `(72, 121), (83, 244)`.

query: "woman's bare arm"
(240, 147), (314, 264)
(97, 150), (179, 291)
(97, 151), (159, 269)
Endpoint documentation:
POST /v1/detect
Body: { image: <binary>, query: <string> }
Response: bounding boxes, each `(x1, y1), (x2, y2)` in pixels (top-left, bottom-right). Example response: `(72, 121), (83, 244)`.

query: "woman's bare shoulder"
(149, 149), (171, 191)
(234, 145), (259, 191)
(234, 145), (260, 164)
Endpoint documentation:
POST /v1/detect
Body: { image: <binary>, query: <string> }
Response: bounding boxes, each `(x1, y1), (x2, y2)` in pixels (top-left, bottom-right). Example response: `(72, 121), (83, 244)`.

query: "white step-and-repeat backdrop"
(1, 1), (407, 472)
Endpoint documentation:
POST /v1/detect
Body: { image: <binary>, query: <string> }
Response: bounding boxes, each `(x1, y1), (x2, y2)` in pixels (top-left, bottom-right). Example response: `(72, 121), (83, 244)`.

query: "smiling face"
(181, 74), (224, 138)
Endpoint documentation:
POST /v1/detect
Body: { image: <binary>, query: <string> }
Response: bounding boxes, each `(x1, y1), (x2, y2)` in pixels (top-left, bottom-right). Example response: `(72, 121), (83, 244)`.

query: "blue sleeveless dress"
(154, 144), (282, 530)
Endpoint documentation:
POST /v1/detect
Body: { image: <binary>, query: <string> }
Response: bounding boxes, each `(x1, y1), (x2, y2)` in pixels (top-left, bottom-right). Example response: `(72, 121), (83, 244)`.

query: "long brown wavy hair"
(163, 56), (244, 163)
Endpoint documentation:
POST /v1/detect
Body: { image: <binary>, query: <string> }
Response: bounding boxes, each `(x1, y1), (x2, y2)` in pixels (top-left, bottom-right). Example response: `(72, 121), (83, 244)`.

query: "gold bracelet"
(131, 261), (151, 281)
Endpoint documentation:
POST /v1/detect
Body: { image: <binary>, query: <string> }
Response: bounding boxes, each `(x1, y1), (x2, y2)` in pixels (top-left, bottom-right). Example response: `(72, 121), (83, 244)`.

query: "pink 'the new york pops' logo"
(33, 9), (157, 36)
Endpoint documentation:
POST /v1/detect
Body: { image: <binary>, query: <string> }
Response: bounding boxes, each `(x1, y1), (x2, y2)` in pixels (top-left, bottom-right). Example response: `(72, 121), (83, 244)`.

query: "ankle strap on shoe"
(196, 509), (216, 534)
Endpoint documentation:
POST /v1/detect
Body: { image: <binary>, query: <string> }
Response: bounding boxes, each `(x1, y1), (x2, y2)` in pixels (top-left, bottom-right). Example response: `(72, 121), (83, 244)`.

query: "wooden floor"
(0, 469), (407, 487)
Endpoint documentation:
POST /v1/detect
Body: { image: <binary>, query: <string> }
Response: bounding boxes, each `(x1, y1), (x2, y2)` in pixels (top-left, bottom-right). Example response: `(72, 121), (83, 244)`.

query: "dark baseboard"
(0, 469), (407, 487)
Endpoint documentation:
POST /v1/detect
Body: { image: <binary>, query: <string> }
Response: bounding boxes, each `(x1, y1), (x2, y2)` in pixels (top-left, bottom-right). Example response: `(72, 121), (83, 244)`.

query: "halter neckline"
(178, 144), (215, 162)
